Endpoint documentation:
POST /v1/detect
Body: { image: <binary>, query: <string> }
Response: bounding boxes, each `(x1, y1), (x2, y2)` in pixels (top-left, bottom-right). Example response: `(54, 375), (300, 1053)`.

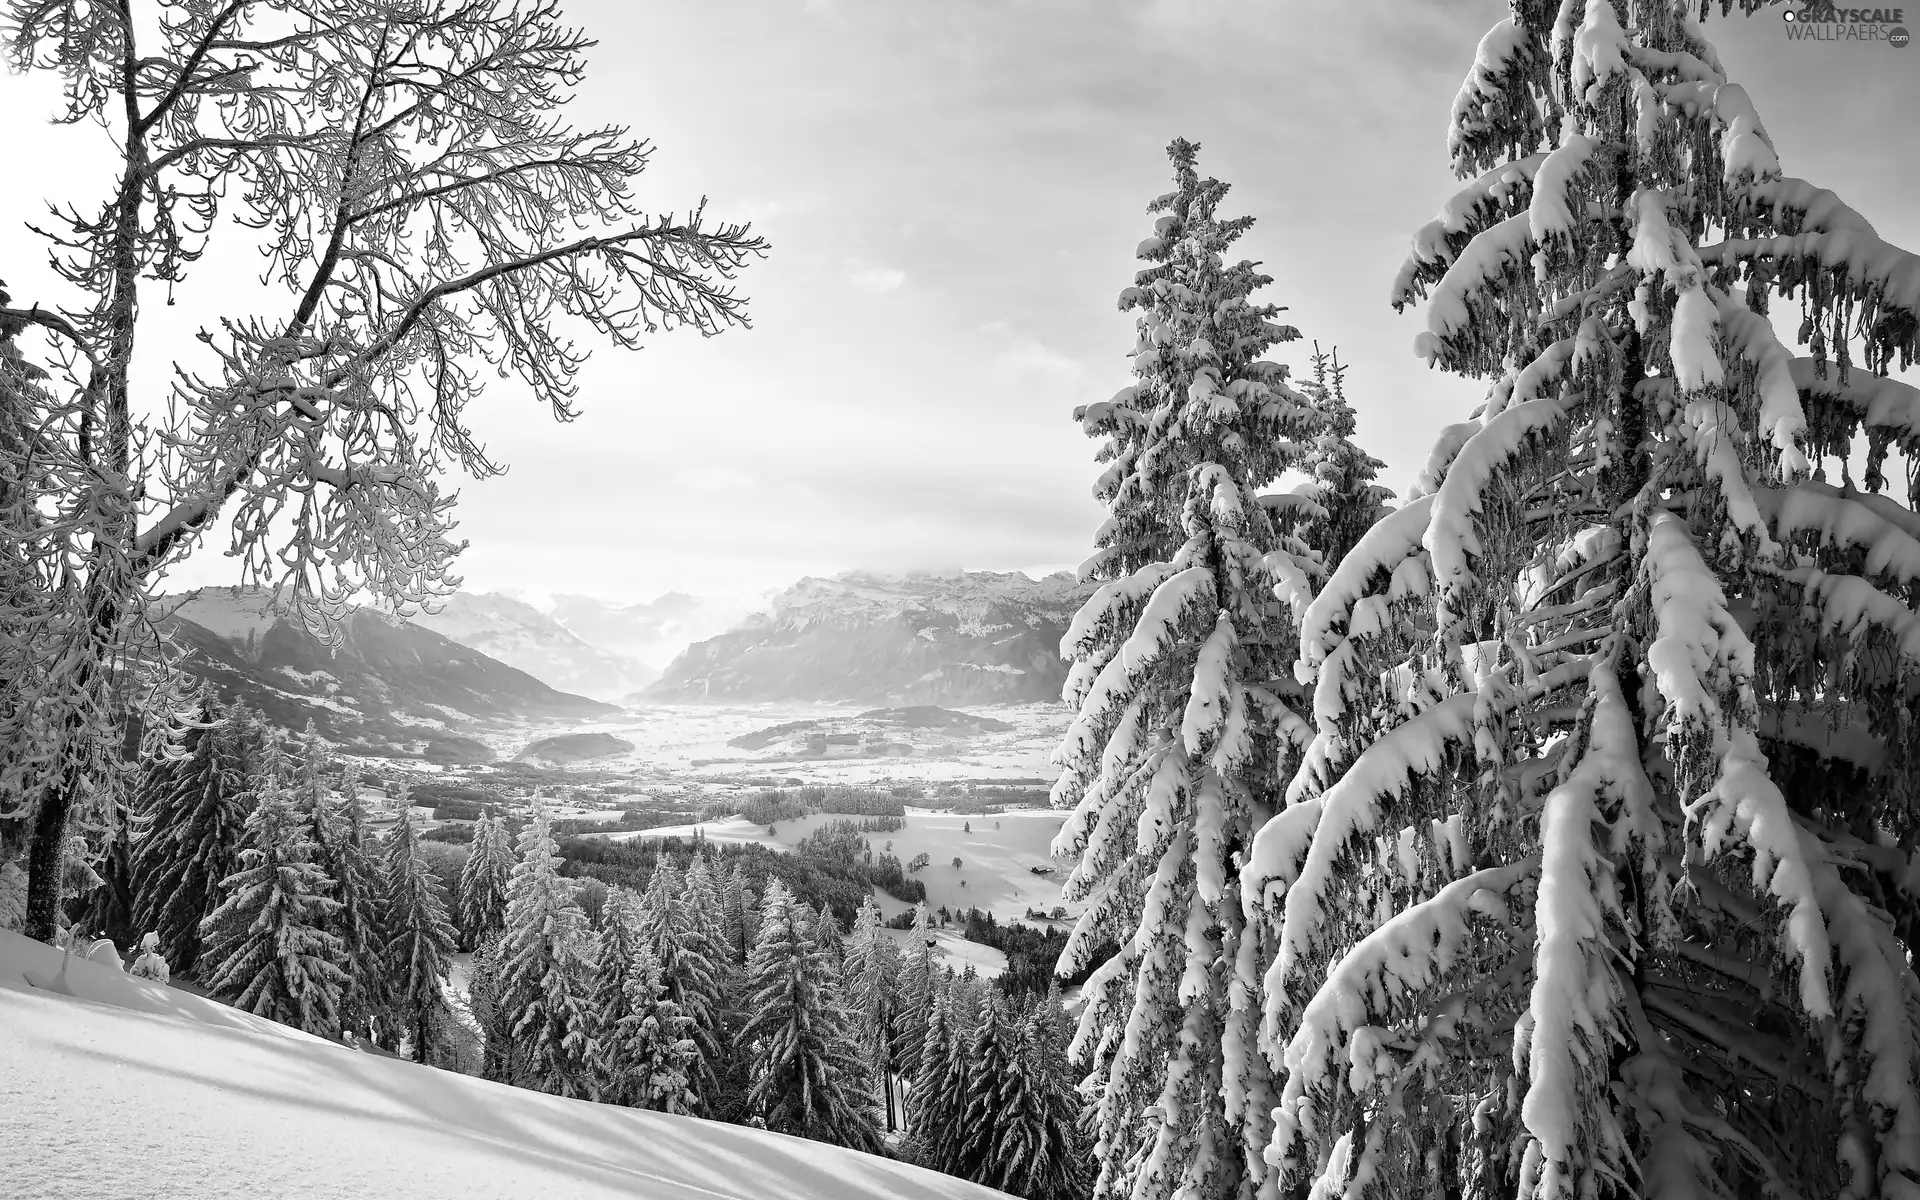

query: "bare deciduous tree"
(1, 0), (767, 942)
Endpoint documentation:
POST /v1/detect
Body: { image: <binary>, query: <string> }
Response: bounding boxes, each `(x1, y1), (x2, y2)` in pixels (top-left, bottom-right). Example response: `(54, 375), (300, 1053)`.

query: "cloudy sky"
(2, 1), (1915, 603)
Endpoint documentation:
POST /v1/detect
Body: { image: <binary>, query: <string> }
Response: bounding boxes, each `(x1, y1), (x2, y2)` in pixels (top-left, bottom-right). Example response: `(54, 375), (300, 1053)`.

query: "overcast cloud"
(2, 0), (1914, 602)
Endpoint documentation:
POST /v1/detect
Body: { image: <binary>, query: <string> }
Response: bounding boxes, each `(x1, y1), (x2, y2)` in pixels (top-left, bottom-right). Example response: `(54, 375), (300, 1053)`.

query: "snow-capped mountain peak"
(158, 585), (290, 646)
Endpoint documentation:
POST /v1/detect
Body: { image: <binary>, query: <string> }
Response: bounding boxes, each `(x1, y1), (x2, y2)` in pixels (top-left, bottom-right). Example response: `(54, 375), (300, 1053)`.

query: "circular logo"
(1782, 6), (1798, 18)
(1892, 25), (1912, 47)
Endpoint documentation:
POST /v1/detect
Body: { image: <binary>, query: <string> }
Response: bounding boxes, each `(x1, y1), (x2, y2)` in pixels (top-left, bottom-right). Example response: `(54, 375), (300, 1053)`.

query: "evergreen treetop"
(500, 803), (594, 1095)
(196, 746), (346, 1036)
(458, 813), (514, 951)
(740, 877), (882, 1154)
(604, 936), (699, 1114)
(381, 810), (456, 1063)
(129, 696), (253, 976)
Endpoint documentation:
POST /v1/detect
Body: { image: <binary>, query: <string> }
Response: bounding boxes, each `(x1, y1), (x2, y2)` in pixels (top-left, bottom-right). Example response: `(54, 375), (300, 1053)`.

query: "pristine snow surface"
(0, 931), (1007, 1199)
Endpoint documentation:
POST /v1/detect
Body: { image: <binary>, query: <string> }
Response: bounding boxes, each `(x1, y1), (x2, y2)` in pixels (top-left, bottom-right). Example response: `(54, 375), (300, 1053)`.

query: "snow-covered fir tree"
(552, 934), (603, 1098)
(458, 814), (514, 951)
(1050, 137), (1340, 1200)
(813, 900), (843, 963)
(1294, 344), (1395, 572)
(196, 741), (347, 1035)
(381, 810), (456, 1063)
(584, 886), (646, 1098)
(909, 986), (971, 1176)
(467, 934), (515, 1083)
(720, 862), (756, 963)
(892, 901), (938, 1077)
(684, 855), (732, 973)
(641, 856), (732, 1113)
(844, 893), (904, 1129)
(334, 792), (390, 1041)
(994, 989), (1092, 1200)
(949, 965), (988, 1040)
(956, 992), (1019, 1184)
(129, 698), (253, 976)
(302, 737), (387, 1043)
(1246, 5), (1920, 1200)
(685, 854), (746, 1109)
(949, 991), (1091, 1200)
(603, 927), (700, 1114)
(292, 722), (338, 843)
(500, 803), (596, 1095)
(740, 877), (882, 1152)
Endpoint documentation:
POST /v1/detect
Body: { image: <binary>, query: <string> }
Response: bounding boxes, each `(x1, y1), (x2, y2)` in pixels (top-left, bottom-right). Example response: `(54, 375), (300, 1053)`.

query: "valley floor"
(595, 806), (1076, 938)
(472, 700), (1071, 787)
(0, 931), (1009, 1200)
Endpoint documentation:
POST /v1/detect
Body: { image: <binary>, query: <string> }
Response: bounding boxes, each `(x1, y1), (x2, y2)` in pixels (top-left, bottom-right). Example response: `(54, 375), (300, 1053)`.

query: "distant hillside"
(645, 570), (1092, 706)
(720, 706), (1016, 761)
(159, 588), (619, 756)
(408, 591), (658, 701)
(517, 732), (637, 764)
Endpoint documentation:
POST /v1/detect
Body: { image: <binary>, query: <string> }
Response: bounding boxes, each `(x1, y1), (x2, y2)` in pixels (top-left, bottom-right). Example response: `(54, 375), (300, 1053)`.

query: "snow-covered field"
(866, 808), (1070, 924)
(599, 807), (1073, 927)
(475, 701), (1070, 787)
(880, 927), (1012, 979)
(0, 931), (1007, 1200)
(601, 814), (784, 845)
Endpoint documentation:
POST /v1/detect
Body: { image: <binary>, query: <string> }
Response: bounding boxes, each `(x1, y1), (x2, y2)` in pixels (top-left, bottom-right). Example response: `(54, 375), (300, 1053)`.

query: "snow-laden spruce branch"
(1249, 3), (1920, 1199)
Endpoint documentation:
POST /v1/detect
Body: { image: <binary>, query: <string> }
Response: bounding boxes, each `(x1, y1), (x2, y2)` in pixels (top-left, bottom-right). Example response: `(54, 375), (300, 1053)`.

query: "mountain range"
(644, 569), (1094, 706)
(408, 589), (764, 700)
(159, 570), (1091, 751)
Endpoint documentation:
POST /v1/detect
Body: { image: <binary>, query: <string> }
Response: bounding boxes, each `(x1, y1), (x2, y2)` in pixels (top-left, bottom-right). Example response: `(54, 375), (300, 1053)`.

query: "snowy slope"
(879, 927), (1013, 981)
(409, 592), (659, 701)
(647, 570), (1094, 706)
(0, 930), (1007, 1200)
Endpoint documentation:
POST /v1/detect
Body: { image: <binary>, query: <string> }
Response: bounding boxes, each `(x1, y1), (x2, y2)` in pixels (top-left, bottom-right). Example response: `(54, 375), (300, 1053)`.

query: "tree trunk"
(22, 20), (148, 941)
(22, 780), (71, 943)
(23, 583), (124, 944)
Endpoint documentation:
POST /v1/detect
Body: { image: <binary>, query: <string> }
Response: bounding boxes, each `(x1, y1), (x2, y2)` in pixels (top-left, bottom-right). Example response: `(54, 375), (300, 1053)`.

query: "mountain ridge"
(158, 587), (618, 756)
(645, 569), (1091, 706)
